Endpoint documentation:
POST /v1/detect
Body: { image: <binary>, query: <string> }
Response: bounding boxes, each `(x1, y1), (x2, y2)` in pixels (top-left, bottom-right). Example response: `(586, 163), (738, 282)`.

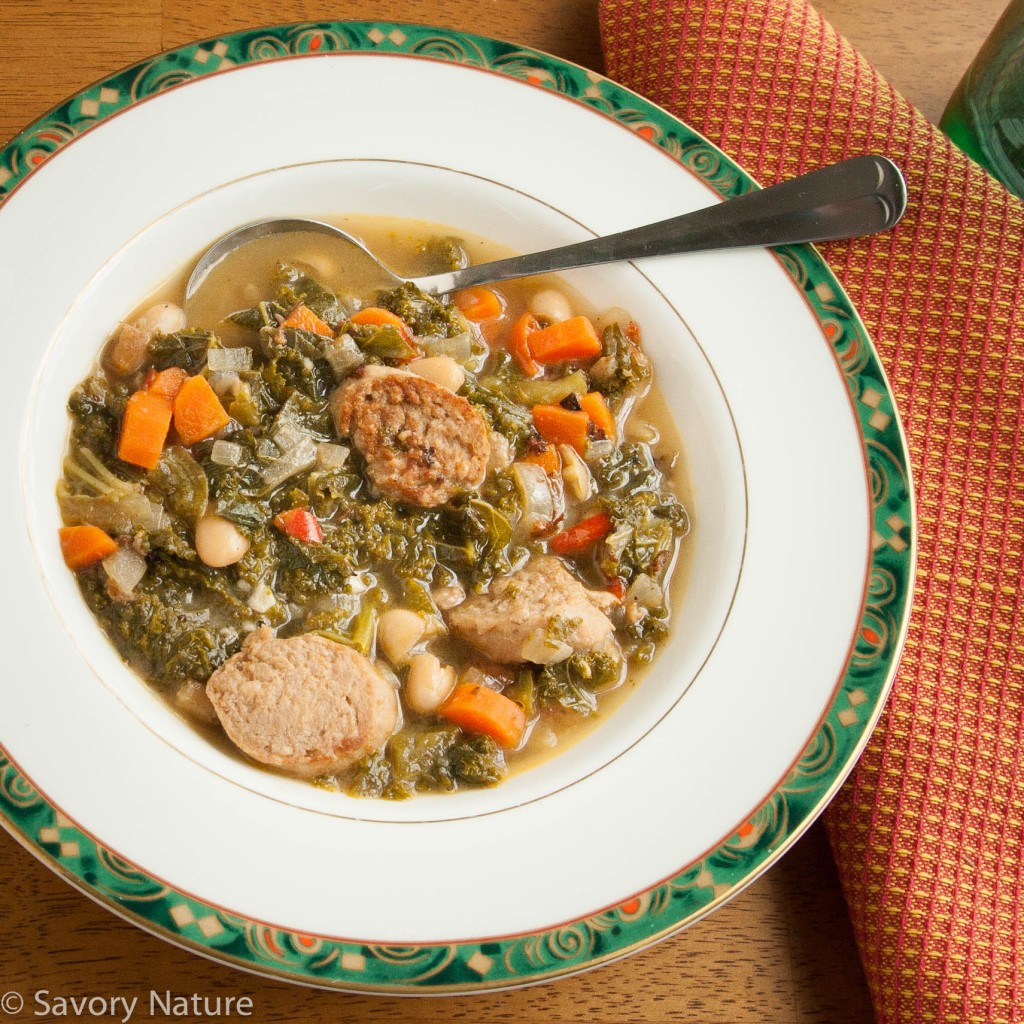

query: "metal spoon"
(185, 155), (907, 303)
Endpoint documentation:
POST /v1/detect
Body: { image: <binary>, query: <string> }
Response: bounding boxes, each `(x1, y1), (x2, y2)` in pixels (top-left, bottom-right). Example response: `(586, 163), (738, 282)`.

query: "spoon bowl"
(184, 154), (907, 307)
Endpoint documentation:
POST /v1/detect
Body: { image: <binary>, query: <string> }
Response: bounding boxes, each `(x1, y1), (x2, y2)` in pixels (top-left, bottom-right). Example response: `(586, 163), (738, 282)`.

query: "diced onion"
(515, 369), (588, 407)
(206, 370), (240, 399)
(419, 330), (474, 365)
(584, 439), (615, 465)
(625, 573), (665, 626)
(324, 333), (365, 378)
(605, 523), (632, 562)
(558, 444), (593, 501)
(345, 574), (374, 595)
(316, 442), (351, 469)
(270, 395), (314, 452)
(272, 424), (305, 452)
(102, 544), (147, 595)
(247, 580), (277, 614)
(210, 440), (244, 467)
(627, 573), (665, 609)
(207, 346), (253, 372)
(58, 491), (166, 534)
(511, 461), (557, 535)
(261, 436), (318, 491)
(520, 627), (574, 665)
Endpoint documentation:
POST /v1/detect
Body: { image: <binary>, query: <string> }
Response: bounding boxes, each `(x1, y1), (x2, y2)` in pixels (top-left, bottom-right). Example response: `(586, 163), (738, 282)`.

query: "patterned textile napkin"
(599, 1), (1024, 1021)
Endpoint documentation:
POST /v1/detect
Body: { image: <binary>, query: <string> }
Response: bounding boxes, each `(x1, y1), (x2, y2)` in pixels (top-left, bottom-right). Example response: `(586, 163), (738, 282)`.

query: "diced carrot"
(144, 366), (189, 400)
(624, 320), (642, 345)
(548, 511), (614, 555)
(521, 446), (561, 476)
(117, 389), (173, 470)
(454, 286), (504, 322)
(172, 375), (231, 446)
(508, 312), (541, 377)
(580, 391), (617, 442)
(532, 404), (590, 454)
(274, 508), (323, 544)
(606, 577), (627, 601)
(59, 524), (118, 570)
(281, 302), (334, 338)
(347, 307), (414, 344)
(438, 683), (527, 749)
(528, 316), (602, 364)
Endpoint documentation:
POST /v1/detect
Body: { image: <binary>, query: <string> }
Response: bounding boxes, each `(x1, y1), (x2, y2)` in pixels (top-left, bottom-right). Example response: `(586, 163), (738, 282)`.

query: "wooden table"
(0, 1), (1005, 1020)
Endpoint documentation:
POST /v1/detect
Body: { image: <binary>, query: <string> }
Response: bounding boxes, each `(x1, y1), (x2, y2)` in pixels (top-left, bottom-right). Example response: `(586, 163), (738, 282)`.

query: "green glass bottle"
(941, 0), (1024, 198)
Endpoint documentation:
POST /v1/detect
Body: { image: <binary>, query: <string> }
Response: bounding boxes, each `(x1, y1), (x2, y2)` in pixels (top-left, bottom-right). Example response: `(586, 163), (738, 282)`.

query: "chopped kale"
(589, 323), (652, 406)
(227, 299), (288, 332)
(593, 441), (664, 494)
(437, 497), (520, 587)
(349, 724), (507, 799)
(66, 376), (128, 458)
(463, 371), (536, 450)
(347, 321), (418, 362)
(77, 570), (244, 687)
(417, 235), (468, 274)
(377, 281), (464, 338)
(276, 262), (346, 329)
(263, 331), (334, 407)
(534, 646), (623, 715)
(147, 329), (214, 371)
(598, 491), (689, 584)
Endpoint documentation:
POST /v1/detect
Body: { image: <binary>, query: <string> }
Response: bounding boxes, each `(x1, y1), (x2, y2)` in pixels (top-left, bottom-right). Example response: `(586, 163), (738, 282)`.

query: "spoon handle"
(412, 155), (907, 294)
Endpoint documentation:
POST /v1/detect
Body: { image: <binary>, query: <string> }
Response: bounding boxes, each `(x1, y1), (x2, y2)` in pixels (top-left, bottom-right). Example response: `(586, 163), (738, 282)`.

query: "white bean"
(529, 288), (573, 324)
(194, 514), (250, 568)
(626, 419), (660, 444)
(405, 653), (456, 715)
(407, 355), (465, 393)
(134, 301), (186, 337)
(174, 679), (219, 724)
(591, 306), (632, 335)
(378, 608), (426, 666)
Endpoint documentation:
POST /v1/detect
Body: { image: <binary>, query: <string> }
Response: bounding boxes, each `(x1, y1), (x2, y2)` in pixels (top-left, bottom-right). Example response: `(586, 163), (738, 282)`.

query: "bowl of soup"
(2, 21), (911, 991)
(56, 209), (700, 799)
(33, 157), (747, 824)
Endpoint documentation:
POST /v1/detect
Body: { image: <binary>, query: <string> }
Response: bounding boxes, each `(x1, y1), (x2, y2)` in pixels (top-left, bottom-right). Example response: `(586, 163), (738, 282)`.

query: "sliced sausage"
(206, 627), (398, 777)
(446, 556), (617, 664)
(330, 365), (489, 508)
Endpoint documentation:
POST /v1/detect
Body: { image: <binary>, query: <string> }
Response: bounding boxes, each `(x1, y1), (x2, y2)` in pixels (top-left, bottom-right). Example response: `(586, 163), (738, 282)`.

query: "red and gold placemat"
(599, 0), (1024, 1021)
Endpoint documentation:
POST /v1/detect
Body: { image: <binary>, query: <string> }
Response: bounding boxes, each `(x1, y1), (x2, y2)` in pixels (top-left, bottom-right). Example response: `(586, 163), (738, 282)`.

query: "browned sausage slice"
(206, 627), (398, 777)
(446, 556), (617, 664)
(330, 366), (489, 508)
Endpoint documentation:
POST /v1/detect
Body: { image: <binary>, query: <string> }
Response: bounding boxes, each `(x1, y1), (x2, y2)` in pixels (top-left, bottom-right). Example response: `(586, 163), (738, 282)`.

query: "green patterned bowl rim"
(0, 20), (915, 993)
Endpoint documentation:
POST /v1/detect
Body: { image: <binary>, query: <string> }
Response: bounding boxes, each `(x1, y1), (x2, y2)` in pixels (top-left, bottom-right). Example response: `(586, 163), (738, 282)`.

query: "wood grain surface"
(0, 1), (1006, 1021)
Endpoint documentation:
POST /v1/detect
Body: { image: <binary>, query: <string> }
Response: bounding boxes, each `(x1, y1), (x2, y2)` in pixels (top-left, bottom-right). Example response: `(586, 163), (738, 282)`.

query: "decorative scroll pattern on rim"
(0, 22), (913, 991)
